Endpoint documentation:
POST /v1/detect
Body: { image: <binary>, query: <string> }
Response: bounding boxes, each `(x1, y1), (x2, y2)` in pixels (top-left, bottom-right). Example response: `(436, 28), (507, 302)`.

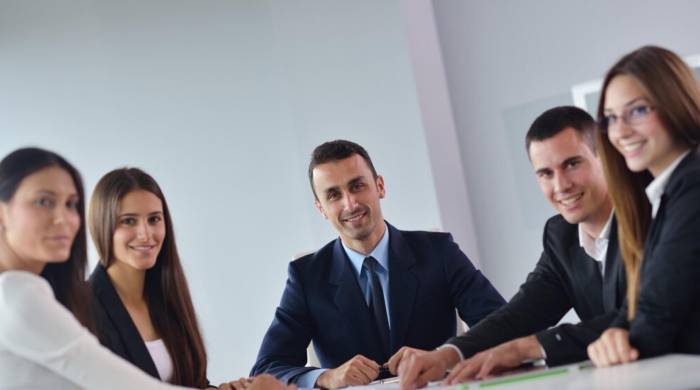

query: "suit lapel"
(92, 265), (160, 379)
(571, 240), (603, 311)
(386, 224), (418, 352)
(328, 240), (383, 358)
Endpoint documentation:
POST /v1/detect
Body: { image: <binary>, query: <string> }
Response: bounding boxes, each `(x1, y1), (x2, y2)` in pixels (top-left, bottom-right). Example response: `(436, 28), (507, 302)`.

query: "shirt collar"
(646, 150), (691, 218)
(341, 222), (390, 276)
(578, 210), (614, 261)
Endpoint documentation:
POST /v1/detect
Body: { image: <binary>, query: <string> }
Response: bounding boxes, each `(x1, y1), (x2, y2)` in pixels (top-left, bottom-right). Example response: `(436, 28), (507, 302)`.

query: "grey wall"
(0, 0), (442, 381)
(431, 0), (700, 303)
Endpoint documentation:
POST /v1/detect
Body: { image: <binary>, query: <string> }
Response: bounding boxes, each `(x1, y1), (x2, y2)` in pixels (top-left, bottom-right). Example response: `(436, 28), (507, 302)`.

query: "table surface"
(347, 354), (700, 390)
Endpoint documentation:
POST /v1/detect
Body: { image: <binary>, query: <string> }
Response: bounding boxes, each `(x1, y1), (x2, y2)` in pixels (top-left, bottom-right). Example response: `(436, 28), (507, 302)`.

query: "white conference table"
(347, 354), (700, 390)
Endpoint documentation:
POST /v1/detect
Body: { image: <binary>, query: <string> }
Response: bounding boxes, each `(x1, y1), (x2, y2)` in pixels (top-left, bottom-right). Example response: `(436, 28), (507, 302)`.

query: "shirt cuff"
(437, 343), (464, 361)
(295, 368), (326, 389)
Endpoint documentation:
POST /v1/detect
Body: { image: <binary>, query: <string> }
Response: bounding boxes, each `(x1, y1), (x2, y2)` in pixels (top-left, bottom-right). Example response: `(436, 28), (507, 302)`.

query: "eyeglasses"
(598, 104), (656, 134)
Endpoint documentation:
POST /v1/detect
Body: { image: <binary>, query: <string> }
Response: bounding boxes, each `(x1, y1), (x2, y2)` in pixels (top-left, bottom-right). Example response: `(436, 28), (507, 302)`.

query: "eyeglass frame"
(597, 99), (656, 134)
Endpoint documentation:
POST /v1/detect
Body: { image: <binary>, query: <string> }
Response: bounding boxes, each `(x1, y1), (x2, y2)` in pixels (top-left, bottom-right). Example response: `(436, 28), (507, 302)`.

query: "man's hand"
(316, 355), (380, 389)
(223, 375), (297, 390)
(386, 346), (428, 375)
(225, 376), (252, 390)
(398, 347), (460, 390)
(587, 328), (639, 367)
(444, 336), (544, 385)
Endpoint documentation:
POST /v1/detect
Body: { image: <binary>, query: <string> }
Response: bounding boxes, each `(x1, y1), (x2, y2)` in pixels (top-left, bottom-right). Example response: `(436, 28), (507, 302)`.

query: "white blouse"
(0, 270), (190, 390)
(145, 339), (174, 382)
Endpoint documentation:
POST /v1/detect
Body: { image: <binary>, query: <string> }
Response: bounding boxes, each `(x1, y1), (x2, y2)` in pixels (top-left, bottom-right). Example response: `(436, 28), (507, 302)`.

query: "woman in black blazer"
(587, 45), (700, 367)
(88, 168), (213, 387)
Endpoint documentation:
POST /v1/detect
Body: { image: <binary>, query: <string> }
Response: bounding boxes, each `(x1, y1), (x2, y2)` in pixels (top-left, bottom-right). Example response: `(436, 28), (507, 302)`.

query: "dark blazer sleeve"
(446, 232), (571, 360)
(626, 166), (700, 357)
(441, 233), (506, 327)
(536, 310), (619, 365)
(250, 262), (316, 384)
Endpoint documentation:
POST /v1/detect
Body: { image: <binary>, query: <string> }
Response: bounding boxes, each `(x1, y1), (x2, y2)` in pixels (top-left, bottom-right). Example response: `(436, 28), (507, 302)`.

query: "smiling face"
(529, 127), (611, 230)
(312, 154), (386, 253)
(0, 166), (81, 273)
(110, 190), (165, 273)
(604, 74), (688, 177)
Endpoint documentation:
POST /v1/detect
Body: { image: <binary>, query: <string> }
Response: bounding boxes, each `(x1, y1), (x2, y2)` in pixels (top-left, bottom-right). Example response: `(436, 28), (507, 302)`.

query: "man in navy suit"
(250, 140), (505, 389)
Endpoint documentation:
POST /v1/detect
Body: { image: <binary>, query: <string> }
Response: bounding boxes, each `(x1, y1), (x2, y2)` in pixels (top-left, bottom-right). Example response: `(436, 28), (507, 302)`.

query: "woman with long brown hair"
(587, 45), (700, 367)
(0, 147), (191, 388)
(88, 167), (212, 386)
(88, 168), (294, 390)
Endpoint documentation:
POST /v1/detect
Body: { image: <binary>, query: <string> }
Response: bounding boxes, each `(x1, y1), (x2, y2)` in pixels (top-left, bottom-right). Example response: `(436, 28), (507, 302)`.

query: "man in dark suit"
(397, 106), (626, 388)
(250, 140), (505, 389)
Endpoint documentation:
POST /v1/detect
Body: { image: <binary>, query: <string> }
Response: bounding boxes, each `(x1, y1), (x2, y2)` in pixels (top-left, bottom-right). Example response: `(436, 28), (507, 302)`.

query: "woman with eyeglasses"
(586, 45), (700, 367)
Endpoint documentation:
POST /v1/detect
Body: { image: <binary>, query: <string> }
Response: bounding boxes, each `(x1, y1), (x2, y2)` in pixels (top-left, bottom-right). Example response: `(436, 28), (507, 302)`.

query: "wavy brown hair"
(88, 168), (208, 386)
(595, 45), (700, 319)
(0, 147), (93, 329)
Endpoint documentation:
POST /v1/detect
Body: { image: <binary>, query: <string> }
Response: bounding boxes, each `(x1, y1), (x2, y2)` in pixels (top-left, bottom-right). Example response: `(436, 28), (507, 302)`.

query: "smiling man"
(397, 106), (627, 388)
(250, 140), (505, 389)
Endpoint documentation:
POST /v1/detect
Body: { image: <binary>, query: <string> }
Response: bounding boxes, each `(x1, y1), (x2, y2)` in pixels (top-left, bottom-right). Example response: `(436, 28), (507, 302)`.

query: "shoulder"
(0, 271), (56, 337)
(542, 214), (578, 251)
(666, 148), (700, 197)
(0, 271), (53, 306)
(394, 228), (454, 249)
(290, 238), (337, 271)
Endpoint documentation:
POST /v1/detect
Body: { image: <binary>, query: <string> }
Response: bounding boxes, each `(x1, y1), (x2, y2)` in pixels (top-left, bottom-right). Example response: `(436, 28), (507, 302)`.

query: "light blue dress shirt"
(295, 223), (391, 389)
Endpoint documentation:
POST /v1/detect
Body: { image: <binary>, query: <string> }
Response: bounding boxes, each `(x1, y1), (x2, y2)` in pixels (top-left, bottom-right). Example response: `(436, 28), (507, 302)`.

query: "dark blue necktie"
(364, 256), (390, 357)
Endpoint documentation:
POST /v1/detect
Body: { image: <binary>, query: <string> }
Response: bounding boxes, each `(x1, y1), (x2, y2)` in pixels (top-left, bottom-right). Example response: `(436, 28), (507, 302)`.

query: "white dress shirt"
(0, 270), (188, 389)
(578, 211), (614, 277)
(646, 150), (691, 218)
(145, 339), (174, 382)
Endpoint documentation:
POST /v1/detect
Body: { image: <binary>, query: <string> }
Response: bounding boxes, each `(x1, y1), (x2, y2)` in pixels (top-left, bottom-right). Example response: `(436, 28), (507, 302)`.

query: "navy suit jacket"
(250, 222), (505, 384)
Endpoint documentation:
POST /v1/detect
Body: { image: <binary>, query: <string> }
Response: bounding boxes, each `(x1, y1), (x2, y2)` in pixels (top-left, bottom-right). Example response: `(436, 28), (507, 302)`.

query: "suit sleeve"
(442, 233), (505, 329)
(250, 263), (316, 384)
(628, 177), (700, 357)
(536, 310), (619, 365)
(446, 223), (573, 360)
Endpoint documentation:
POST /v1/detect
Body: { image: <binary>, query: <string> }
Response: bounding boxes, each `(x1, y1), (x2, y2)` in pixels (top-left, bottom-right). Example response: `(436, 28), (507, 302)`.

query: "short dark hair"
(308, 140), (377, 199)
(525, 106), (597, 157)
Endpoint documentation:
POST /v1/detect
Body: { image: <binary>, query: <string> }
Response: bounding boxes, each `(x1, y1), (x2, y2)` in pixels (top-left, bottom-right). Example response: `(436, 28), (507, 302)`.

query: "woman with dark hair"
(0, 147), (188, 388)
(0, 149), (294, 390)
(88, 167), (213, 386)
(587, 45), (700, 367)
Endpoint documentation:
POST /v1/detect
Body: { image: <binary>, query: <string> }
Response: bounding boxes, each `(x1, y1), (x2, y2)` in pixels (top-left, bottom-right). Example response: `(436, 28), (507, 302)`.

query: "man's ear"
(314, 199), (328, 219)
(376, 175), (386, 199)
(0, 202), (6, 231)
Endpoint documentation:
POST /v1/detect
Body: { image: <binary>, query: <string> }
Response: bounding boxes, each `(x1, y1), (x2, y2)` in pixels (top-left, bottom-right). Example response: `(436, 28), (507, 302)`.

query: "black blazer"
(447, 214), (626, 366)
(613, 147), (700, 357)
(89, 264), (161, 380)
(250, 222), (506, 384)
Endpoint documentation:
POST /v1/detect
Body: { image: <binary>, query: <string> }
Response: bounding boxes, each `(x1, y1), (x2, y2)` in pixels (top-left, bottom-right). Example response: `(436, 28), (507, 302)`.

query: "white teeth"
(559, 193), (583, 206)
(621, 141), (644, 152)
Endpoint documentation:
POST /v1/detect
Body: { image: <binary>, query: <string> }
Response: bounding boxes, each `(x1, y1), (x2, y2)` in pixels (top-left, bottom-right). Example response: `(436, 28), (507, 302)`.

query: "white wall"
(430, 0), (700, 302)
(0, 0), (442, 381)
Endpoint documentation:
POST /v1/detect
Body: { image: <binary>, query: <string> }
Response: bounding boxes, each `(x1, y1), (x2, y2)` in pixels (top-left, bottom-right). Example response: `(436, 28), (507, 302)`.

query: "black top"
(612, 147), (700, 357)
(447, 214), (626, 366)
(89, 264), (161, 380)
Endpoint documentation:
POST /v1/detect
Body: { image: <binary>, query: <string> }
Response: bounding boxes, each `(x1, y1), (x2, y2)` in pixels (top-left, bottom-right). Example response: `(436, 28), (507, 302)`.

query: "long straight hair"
(0, 147), (92, 328)
(595, 46), (700, 319)
(88, 168), (208, 386)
